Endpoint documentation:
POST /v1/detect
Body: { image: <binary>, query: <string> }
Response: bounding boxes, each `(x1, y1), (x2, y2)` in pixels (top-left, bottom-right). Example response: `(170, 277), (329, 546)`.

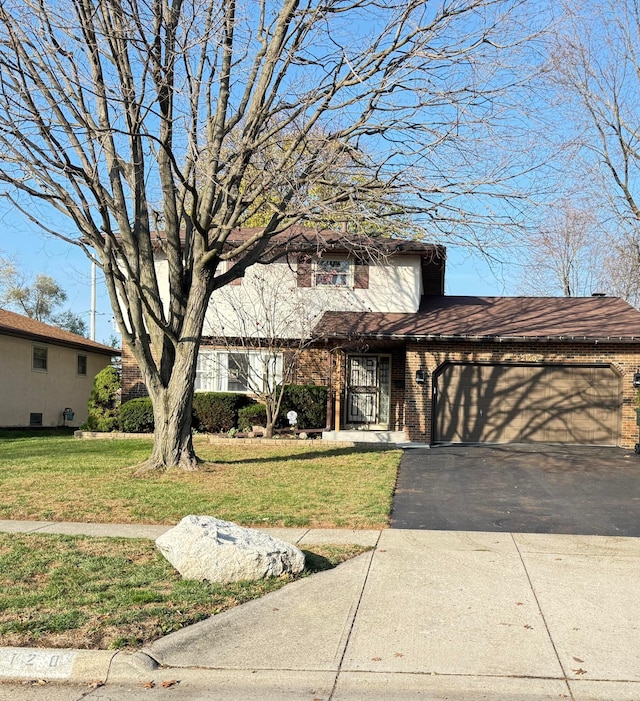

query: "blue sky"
(0, 206), (116, 344)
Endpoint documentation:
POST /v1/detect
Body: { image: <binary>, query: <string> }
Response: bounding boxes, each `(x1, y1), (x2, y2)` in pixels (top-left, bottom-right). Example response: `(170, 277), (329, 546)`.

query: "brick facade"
(121, 342), (148, 402)
(121, 337), (640, 448)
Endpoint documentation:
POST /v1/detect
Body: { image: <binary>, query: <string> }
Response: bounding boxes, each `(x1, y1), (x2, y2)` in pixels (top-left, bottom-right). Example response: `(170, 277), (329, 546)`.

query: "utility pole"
(90, 260), (96, 341)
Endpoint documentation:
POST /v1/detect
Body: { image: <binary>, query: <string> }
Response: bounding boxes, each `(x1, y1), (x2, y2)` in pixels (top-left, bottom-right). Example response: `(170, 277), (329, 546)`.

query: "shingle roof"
(149, 226), (442, 258)
(0, 308), (118, 355)
(225, 227), (441, 256)
(314, 296), (640, 343)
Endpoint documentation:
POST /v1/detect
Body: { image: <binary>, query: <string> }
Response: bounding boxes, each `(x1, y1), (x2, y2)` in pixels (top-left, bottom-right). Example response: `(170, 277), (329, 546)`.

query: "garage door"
(433, 364), (621, 445)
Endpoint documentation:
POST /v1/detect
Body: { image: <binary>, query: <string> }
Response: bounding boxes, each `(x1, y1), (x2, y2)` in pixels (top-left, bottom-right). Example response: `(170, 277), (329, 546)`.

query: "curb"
(0, 647), (158, 685)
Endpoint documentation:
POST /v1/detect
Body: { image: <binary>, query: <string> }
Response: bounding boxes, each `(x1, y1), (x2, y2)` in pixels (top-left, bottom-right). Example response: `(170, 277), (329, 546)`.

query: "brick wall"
(121, 342), (148, 403)
(404, 341), (640, 449)
(296, 347), (332, 385)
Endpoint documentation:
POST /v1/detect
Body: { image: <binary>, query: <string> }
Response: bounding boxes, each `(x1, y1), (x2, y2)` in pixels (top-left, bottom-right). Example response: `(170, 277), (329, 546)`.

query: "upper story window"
(32, 345), (48, 372)
(314, 259), (351, 287)
(297, 254), (369, 289)
(77, 354), (88, 376)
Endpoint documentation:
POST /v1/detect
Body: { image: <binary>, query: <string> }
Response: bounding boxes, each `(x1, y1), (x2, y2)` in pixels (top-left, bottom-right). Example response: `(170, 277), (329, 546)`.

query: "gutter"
(315, 332), (640, 344)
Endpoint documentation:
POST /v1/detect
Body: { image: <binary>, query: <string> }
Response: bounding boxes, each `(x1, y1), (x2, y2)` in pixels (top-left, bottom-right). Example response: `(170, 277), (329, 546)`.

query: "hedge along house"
(120, 228), (640, 448)
(0, 308), (117, 428)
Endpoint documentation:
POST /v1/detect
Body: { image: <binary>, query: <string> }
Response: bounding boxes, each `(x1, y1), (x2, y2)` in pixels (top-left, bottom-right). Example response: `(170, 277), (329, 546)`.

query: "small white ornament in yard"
(155, 515), (305, 583)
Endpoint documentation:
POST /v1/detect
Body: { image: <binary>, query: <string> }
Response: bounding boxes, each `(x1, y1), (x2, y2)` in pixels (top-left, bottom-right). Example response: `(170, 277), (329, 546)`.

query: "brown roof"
(314, 296), (640, 342)
(225, 227), (441, 256)
(0, 308), (118, 355)
(149, 226), (442, 258)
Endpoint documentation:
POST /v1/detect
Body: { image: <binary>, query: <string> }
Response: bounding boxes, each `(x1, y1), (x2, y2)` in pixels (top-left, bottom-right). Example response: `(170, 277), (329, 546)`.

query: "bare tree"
(514, 201), (605, 297)
(203, 264), (316, 438)
(548, 0), (640, 305)
(0, 0), (543, 471)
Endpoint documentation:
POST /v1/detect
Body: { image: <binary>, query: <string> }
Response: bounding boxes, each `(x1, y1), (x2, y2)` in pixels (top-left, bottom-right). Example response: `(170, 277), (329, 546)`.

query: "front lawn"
(0, 433), (400, 528)
(0, 533), (369, 649)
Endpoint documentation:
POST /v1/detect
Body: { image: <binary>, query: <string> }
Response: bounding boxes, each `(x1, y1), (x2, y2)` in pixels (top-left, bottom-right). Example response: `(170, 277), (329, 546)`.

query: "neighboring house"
(121, 228), (640, 448)
(0, 309), (117, 428)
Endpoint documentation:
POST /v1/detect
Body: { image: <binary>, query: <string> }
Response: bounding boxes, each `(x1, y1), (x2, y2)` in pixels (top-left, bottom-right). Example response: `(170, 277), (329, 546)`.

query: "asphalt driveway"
(391, 443), (640, 536)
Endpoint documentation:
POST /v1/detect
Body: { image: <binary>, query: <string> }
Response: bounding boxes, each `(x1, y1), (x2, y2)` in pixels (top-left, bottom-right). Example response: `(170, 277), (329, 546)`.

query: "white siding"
(198, 256), (423, 339)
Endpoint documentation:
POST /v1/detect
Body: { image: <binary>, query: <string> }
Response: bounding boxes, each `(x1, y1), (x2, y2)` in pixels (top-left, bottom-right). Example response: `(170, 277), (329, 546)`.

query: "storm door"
(346, 355), (390, 428)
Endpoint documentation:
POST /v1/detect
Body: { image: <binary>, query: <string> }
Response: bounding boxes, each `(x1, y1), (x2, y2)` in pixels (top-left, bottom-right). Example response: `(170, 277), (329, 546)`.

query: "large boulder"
(155, 515), (306, 583)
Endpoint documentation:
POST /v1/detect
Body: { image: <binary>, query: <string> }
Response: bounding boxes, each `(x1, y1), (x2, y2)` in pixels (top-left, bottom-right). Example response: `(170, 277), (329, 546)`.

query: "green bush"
(119, 397), (154, 433)
(192, 393), (254, 433)
(84, 366), (121, 432)
(238, 403), (267, 431)
(277, 384), (328, 429)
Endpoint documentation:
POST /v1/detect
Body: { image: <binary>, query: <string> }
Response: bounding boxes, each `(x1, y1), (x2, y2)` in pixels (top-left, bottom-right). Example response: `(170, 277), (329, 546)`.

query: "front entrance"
(345, 355), (391, 429)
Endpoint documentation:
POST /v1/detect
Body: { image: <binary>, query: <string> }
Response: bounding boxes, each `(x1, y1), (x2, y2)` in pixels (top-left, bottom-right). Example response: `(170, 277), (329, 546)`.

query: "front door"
(346, 355), (390, 428)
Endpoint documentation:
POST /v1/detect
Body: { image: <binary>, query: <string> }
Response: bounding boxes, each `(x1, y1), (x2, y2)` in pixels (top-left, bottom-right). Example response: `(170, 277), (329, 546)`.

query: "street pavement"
(1, 521), (640, 700)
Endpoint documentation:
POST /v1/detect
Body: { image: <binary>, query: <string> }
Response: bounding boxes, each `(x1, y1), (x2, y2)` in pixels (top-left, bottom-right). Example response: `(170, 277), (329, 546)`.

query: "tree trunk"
(132, 289), (208, 475)
(133, 381), (200, 475)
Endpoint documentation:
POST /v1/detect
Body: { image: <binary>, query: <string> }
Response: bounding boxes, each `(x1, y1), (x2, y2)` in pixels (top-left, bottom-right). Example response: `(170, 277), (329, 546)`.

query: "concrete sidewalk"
(1, 523), (640, 700)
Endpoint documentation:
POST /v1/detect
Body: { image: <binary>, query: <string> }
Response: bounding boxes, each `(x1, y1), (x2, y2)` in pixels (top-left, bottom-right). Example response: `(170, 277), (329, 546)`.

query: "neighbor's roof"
(314, 296), (640, 343)
(0, 308), (118, 355)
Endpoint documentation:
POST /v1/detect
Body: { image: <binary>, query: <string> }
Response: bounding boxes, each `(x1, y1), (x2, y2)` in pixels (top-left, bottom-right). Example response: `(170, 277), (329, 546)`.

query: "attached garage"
(316, 296), (640, 449)
(433, 363), (621, 445)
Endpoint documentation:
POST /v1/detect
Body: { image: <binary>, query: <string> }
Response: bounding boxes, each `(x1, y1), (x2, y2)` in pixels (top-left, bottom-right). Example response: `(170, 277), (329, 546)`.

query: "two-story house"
(121, 227), (640, 449)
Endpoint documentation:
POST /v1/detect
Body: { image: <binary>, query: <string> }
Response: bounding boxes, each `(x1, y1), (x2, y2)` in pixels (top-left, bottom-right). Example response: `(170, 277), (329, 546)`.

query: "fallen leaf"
(572, 668), (588, 675)
(372, 657), (382, 662)
(88, 680), (105, 689)
(524, 624), (533, 629)
(143, 680), (155, 688)
(395, 652), (404, 658)
(572, 656), (584, 663)
(162, 679), (180, 688)
(516, 602), (524, 606)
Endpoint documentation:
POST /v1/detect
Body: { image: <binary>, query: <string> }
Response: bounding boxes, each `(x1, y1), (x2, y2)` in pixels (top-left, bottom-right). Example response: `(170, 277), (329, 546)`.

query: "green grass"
(0, 433), (400, 528)
(0, 533), (369, 650)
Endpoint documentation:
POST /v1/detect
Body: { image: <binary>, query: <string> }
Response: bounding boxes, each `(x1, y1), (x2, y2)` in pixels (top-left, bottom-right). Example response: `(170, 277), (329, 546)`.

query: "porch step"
(322, 430), (406, 444)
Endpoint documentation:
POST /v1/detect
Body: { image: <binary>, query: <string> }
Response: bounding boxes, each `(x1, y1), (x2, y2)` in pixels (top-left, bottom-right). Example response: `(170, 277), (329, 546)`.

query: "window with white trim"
(313, 258), (351, 287)
(195, 349), (283, 393)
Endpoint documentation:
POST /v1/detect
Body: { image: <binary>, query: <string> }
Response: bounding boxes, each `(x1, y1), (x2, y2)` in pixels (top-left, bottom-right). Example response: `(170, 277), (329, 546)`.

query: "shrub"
(84, 365), (121, 432)
(192, 393), (254, 433)
(238, 403), (267, 431)
(277, 384), (328, 429)
(119, 397), (154, 433)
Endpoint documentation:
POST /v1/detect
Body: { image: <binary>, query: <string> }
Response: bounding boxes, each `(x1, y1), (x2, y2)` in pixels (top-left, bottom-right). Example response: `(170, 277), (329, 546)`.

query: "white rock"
(155, 515), (306, 583)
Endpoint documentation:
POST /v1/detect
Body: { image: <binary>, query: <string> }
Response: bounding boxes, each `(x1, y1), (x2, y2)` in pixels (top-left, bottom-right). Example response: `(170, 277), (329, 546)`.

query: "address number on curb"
(0, 648), (77, 679)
